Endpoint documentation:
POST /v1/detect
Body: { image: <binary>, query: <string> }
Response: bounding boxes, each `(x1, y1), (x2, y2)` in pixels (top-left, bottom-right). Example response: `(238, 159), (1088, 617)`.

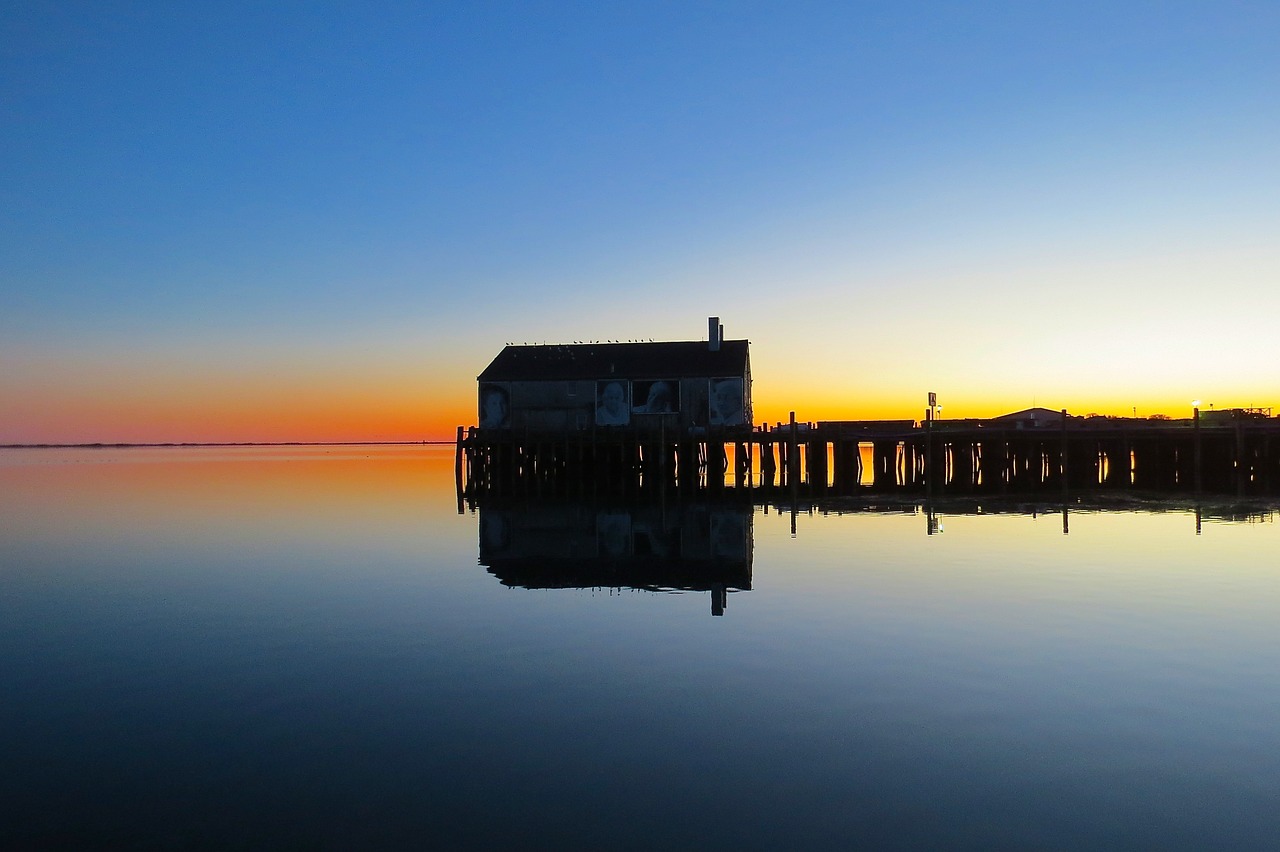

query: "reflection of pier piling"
(458, 412), (1280, 498)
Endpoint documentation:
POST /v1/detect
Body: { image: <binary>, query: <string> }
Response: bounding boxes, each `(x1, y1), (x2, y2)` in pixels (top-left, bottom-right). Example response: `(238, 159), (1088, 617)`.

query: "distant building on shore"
(992, 407), (1068, 429)
(477, 317), (751, 433)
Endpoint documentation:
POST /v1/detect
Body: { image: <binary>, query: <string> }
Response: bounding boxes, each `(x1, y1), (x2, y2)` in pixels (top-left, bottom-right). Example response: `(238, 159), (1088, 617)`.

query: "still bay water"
(3, 445), (1279, 849)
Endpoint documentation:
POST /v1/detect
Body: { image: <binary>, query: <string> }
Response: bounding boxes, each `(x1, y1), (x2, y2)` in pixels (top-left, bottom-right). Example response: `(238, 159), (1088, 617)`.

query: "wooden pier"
(457, 410), (1280, 498)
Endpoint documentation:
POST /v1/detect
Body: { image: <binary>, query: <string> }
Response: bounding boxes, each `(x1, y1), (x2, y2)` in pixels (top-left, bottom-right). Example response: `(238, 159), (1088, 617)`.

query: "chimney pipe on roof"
(709, 316), (721, 352)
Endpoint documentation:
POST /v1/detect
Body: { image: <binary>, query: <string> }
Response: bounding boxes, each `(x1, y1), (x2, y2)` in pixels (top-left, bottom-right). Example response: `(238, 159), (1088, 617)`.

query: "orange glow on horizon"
(1, 352), (478, 444)
(8, 386), (1275, 446)
(4, 347), (1274, 445)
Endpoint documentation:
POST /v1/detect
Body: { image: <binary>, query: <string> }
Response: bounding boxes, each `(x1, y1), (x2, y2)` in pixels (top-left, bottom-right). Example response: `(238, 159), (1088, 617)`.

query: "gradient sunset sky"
(4, 2), (1277, 443)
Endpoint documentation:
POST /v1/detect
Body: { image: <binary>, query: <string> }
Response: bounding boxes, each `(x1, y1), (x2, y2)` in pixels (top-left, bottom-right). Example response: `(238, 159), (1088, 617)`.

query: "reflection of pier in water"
(475, 498), (752, 616)
(759, 493), (1278, 537)
(471, 492), (1275, 617)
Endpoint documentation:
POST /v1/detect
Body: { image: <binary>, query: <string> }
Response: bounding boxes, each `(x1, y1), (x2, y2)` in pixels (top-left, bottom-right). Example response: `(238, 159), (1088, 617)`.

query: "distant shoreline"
(1, 441), (454, 449)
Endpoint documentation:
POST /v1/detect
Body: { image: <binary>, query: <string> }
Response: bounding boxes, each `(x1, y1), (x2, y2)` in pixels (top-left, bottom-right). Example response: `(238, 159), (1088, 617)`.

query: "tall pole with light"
(926, 392), (939, 491)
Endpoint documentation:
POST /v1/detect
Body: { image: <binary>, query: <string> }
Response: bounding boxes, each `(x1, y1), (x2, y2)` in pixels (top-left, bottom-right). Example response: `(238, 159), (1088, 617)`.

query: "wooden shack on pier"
(477, 317), (751, 434)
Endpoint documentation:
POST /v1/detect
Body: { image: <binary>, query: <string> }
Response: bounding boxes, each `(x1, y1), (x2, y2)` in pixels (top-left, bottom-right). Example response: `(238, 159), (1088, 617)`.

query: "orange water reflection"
(1, 445), (461, 553)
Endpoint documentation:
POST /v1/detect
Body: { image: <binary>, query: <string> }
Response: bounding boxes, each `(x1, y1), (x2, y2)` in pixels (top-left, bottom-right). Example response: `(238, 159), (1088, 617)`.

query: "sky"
(3, 1), (1277, 443)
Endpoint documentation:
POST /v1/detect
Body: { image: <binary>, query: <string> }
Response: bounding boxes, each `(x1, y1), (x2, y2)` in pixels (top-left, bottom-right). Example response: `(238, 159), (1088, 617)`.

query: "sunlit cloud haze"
(3, 2), (1276, 443)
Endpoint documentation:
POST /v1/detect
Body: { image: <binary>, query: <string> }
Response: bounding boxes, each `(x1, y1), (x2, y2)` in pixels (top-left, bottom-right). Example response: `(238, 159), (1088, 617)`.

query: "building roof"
(478, 340), (750, 382)
(992, 407), (1064, 422)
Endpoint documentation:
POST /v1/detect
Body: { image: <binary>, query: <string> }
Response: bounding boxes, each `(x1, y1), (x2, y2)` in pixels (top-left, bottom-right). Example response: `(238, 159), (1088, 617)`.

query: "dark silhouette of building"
(477, 317), (751, 433)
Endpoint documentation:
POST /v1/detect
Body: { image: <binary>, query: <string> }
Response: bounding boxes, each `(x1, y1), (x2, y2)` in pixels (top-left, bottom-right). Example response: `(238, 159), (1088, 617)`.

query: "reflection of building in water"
(478, 499), (752, 616)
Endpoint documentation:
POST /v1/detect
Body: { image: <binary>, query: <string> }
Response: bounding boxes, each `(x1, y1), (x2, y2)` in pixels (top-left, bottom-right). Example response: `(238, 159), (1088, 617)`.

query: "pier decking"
(457, 410), (1280, 498)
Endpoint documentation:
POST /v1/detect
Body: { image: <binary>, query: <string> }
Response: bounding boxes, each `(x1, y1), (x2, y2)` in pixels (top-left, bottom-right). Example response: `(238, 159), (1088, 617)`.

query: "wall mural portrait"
(708, 378), (745, 426)
(631, 379), (680, 414)
(479, 383), (510, 429)
(595, 380), (631, 426)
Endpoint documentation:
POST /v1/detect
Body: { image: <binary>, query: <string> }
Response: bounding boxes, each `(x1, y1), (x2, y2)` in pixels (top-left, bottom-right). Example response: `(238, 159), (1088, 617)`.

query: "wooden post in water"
(1235, 413), (1245, 495)
(788, 411), (799, 495)
(924, 408), (933, 499)
(1265, 431), (1274, 492)
(454, 426), (465, 499)
(760, 428), (777, 488)
(1193, 406), (1202, 493)
(1059, 410), (1069, 487)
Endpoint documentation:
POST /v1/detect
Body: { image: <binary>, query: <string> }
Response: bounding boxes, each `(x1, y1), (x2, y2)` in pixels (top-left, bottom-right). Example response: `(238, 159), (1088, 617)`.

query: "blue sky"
(3, 1), (1277, 441)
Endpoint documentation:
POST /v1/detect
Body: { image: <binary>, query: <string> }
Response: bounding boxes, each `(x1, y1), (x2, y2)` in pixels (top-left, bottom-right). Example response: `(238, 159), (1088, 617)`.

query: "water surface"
(3, 446), (1278, 848)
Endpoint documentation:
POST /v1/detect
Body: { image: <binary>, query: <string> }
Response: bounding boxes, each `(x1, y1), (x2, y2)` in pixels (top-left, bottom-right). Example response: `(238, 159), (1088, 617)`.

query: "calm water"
(3, 445), (1279, 849)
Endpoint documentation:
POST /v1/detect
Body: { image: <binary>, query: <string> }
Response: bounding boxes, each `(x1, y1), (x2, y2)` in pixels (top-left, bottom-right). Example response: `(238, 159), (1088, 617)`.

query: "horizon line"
(1, 441), (455, 449)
